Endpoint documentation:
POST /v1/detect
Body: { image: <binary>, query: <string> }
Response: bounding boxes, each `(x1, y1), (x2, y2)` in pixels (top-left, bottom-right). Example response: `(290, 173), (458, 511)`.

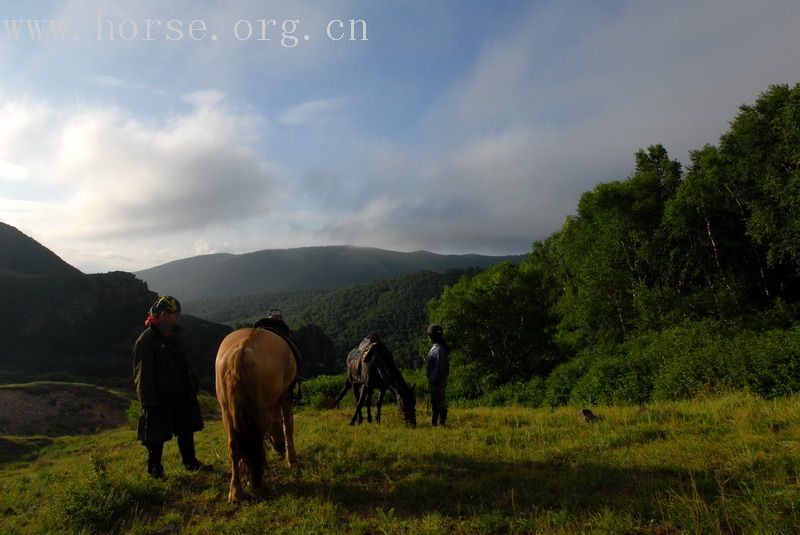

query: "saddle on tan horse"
(254, 311), (302, 400)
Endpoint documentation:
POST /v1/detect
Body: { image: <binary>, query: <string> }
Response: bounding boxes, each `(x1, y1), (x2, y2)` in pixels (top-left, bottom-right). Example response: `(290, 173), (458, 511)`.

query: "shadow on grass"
(268, 453), (718, 519)
(0, 436), (53, 465)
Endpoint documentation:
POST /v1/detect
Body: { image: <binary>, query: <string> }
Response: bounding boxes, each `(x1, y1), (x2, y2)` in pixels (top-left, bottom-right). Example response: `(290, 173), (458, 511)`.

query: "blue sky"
(1, 0), (799, 273)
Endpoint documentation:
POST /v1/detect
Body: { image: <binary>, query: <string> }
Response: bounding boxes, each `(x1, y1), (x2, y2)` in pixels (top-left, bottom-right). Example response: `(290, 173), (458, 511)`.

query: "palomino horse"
(333, 334), (416, 427)
(215, 328), (298, 502)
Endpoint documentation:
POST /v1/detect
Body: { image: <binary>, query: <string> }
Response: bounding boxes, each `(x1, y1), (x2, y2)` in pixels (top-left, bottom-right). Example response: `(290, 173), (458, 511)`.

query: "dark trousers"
(430, 381), (448, 426)
(145, 433), (198, 475)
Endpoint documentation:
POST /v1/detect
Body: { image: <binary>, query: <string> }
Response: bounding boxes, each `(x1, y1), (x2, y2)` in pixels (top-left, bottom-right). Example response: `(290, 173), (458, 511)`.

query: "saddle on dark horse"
(253, 311), (303, 400)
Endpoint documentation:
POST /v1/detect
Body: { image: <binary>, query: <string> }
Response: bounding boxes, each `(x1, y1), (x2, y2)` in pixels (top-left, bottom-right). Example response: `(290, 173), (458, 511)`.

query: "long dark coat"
(133, 324), (204, 443)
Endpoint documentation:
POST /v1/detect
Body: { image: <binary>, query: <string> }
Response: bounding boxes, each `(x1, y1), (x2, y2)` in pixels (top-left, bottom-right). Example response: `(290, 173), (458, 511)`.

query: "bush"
(570, 353), (654, 405)
(543, 355), (595, 407)
(300, 374), (347, 408)
(741, 323), (800, 398)
(52, 456), (164, 533)
(479, 377), (546, 407)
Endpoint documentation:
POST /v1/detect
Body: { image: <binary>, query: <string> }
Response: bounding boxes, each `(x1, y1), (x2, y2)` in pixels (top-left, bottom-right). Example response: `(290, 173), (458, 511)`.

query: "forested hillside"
(429, 84), (800, 405)
(188, 268), (481, 373)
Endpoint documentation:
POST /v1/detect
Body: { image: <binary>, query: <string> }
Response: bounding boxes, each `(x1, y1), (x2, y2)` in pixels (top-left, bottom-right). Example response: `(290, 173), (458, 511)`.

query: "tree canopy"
(428, 84), (800, 402)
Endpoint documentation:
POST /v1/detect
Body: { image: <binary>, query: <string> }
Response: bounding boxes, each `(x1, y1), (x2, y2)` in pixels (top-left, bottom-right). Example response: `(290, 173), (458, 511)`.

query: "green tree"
(554, 145), (682, 345)
(427, 261), (558, 397)
(720, 84), (800, 278)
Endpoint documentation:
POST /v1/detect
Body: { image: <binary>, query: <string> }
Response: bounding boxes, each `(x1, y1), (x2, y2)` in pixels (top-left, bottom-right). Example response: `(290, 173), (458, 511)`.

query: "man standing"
(426, 324), (450, 427)
(133, 295), (204, 477)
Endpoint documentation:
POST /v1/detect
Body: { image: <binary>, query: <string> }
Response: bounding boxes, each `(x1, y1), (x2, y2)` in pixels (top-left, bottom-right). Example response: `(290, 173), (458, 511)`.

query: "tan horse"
(215, 328), (297, 502)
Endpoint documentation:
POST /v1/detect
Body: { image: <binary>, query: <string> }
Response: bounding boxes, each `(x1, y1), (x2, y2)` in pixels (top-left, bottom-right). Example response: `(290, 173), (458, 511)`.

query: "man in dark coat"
(426, 324), (450, 427)
(133, 295), (204, 477)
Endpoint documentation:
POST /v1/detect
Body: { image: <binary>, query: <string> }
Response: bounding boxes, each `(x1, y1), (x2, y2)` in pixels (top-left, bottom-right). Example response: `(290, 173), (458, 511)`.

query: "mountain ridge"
(136, 244), (524, 301)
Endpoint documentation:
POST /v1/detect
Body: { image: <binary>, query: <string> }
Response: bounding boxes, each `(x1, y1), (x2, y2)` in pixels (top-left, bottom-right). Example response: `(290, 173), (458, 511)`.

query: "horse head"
(371, 342), (417, 428)
(396, 383), (417, 427)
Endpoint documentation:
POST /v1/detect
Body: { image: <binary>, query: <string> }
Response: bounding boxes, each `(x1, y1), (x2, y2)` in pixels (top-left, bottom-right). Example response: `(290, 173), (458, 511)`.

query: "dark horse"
(333, 334), (416, 427)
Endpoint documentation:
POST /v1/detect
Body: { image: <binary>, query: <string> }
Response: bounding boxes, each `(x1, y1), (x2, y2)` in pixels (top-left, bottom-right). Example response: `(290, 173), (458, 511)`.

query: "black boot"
(146, 442), (164, 478)
(439, 409), (448, 427)
(178, 433), (204, 471)
(431, 409), (439, 427)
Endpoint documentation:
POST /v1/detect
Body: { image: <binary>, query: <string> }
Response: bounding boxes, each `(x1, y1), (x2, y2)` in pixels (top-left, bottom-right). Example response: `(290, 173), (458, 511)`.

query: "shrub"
(479, 377), (546, 407)
(52, 456), (164, 533)
(741, 323), (800, 398)
(543, 354), (595, 407)
(569, 353), (654, 405)
(300, 374), (347, 408)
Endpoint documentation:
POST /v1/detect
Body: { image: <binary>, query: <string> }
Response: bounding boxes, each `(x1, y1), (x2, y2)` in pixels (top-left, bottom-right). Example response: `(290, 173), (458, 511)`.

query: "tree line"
(428, 84), (800, 405)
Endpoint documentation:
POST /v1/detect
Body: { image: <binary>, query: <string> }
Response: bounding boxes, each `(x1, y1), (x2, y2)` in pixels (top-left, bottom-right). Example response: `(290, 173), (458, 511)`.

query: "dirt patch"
(0, 382), (130, 436)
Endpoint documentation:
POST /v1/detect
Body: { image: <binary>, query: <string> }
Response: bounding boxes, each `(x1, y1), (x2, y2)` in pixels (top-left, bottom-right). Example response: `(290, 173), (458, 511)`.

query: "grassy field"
(1, 392), (800, 534)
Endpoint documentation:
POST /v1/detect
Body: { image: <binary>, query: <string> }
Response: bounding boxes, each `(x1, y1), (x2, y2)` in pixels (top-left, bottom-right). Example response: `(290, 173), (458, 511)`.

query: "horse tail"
(331, 377), (352, 408)
(225, 333), (266, 488)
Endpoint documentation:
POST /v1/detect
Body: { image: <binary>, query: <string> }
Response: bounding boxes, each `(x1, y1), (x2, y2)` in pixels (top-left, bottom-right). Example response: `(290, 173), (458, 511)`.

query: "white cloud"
(0, 160), (30, 182)
(84, 74), (145, 90)
(0, 94), (280, 268)
(182, 90), (226, 108)
(278, 98), (345, 126)
(320, 0), (800, 254)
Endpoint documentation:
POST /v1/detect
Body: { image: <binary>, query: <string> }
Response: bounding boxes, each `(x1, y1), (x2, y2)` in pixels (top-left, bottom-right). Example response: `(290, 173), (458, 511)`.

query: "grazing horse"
(215, 328), (298, 502)
(333, 334), (416, 427)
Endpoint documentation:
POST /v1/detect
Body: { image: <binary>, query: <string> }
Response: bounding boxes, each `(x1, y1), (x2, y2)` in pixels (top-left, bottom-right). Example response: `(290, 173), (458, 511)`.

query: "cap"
(150, 295), (181, 315)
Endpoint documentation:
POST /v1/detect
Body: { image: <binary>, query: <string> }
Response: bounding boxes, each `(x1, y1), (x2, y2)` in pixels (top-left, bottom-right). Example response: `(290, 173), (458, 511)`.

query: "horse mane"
(224, 330), (266, 488)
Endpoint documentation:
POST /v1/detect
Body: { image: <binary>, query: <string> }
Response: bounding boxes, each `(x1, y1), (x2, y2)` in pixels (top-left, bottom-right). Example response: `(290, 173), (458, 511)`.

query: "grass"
(1, 392), (800, 533)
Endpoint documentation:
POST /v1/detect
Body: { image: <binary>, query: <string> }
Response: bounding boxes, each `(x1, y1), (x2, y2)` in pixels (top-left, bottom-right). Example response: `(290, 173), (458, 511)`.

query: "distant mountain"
(0, 223), (230, 388)
(136, 245), (524, 301)
(0, 222), (81, 277)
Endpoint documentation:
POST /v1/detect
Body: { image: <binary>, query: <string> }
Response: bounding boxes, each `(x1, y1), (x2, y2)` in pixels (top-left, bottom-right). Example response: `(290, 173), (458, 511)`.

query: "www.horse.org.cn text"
(1, 11), (368, 47)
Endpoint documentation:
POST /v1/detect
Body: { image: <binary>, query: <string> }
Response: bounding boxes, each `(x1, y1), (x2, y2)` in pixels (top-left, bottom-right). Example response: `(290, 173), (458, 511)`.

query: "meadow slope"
(1, 393), (800, 533)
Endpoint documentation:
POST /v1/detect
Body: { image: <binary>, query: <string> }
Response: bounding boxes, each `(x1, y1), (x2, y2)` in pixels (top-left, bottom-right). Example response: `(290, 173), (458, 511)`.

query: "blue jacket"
(426, 343), (449, 383)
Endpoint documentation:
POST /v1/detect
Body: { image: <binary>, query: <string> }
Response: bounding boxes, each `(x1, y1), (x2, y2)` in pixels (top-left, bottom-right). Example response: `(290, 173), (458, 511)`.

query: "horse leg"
(280, 398), (296, 468)
(351, 384), (369, 426)
(375, 388), (386, 424)
(227, 433), (244, 502)
(366, 388), (373, 423)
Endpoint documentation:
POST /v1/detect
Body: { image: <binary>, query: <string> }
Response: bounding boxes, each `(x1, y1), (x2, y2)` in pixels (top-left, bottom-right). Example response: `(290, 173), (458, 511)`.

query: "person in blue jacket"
(426, 324), (450, 427)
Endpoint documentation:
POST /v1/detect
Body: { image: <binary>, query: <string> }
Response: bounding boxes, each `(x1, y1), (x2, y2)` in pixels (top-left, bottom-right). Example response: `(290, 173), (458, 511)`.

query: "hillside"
(0, 222), (81, 277)
(0, 223), (231, 388)
(136, 245), (523, 301)
(187, 268), (480, 372)
(0, 382), (129, 436)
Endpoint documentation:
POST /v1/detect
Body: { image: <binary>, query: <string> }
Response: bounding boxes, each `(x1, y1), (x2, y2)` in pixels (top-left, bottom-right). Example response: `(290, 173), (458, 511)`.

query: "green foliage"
(478, 377), (546, 407)
(52, 455), (164, 533)
(543, 352), (596, 407)
(540, 318), (800, 406)
(425, 84), (800, 408)
(298, 373), (347, 408)
(428, 261), (558, 398)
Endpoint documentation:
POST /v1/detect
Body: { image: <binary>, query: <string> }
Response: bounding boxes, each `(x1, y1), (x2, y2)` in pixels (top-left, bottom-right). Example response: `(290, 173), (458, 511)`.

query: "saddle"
(354, 333), (381, 374)
(253, 311), (302, 401)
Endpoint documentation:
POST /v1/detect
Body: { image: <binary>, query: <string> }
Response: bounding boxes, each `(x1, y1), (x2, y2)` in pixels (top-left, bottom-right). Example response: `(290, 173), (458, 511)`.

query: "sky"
(0, 0), (799, 273)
